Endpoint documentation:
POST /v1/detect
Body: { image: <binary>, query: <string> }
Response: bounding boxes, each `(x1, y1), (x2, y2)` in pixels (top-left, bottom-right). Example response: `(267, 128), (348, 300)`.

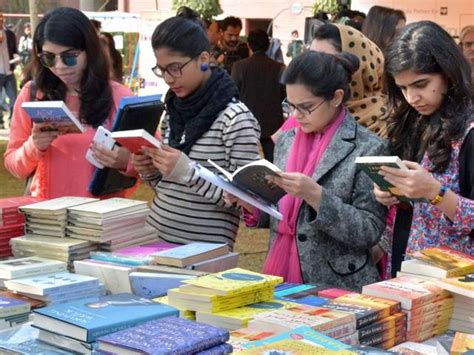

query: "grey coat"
(270, 112), (387, 291)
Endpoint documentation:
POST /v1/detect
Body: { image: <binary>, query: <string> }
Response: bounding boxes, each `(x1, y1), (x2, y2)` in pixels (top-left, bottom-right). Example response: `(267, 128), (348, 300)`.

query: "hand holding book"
(31, 123), (60, 151)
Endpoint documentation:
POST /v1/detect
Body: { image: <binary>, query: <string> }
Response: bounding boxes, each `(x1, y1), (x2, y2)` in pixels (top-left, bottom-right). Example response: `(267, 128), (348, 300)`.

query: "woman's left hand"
(379, 161), (441, 200)
(267, 172), (322, 206)
(90, 142), (130, 170)
(142, 145), (182, 177)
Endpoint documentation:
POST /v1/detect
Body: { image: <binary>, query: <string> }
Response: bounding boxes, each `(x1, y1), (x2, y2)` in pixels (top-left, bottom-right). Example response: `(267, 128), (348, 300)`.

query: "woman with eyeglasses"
(4, 7), (136, 199)
(130, 9), (260, 248)
(229, 51), (386, 290)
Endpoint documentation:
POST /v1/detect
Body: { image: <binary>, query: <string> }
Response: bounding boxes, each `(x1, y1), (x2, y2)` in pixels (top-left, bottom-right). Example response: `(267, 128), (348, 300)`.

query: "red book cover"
(0, 196), (44, 216)
(318, 288), (354, 299)
(112, 129), (161, 154)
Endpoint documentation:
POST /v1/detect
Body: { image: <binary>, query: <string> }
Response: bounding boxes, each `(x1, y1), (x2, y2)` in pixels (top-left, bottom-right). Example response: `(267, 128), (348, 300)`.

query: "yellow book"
(238, 339), (355, 354)
(451, 332), (474, 355)
(167, 287), (274, 313)
(180, 268), (283, 296)
(410, 247), (474, 277)
(196, 299), (300, 329)
(153, 295), (195, 319)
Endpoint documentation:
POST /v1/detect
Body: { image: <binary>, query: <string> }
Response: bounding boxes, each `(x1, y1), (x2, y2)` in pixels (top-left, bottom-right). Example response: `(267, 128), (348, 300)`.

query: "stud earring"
(200, 63), (209, 71)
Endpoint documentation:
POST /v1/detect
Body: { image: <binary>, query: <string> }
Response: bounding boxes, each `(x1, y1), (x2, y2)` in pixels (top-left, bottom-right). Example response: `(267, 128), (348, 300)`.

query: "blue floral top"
(407, 123), (474, 255)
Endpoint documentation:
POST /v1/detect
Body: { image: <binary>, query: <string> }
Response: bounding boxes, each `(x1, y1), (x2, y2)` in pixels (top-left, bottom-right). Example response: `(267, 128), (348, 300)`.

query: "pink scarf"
(263, 109), (346, 282)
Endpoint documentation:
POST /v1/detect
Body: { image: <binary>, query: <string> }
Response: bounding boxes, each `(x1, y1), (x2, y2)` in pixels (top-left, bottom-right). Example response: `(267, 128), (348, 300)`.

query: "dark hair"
(312, 23), (342, 52)
(221, 16), (242, 31)
(151, 8), (210, 57)
(291, 30), (298, 36)
(90, 19), (101, 31)
(384, 21), (473, 173)
(362, 6), (406, 52)
(32, 7), (112, 127)
(247, 30), (270, 52)
(281, 51), (359, 103)
(100, 32), (123, 83)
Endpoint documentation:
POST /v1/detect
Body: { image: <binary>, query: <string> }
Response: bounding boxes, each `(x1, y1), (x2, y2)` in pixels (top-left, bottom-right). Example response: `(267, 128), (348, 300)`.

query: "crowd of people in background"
(1, 4), (473, 291)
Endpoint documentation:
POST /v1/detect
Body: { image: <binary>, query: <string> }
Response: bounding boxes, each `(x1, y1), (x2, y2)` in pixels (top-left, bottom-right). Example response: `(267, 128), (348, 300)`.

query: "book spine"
(0, 304), (30, 318)
(11, 264), (67, 280)
(44, 279), (100, 296)
(321, 321), (357, 340)
(358, 313), (406, 340)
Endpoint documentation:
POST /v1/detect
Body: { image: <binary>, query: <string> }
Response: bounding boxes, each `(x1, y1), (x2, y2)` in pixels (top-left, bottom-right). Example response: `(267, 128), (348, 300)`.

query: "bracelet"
(430, 185), (447, 205)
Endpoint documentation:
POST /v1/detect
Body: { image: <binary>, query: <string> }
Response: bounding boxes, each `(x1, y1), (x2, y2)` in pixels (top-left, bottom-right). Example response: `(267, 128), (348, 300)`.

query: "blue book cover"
(152, 242), (228, 267)
(111, 94), (162, 131)
(33, 293), (179, 343)
(129, 272), (194, 298)
(195, 342), (233, 354)
(241, 325), (351, 351)
(274, 282), (301, 292)
(276, 295), (329, 307)
(21, 101), (85, 133)
(98, 317), (229, 354)
(0, 296), (30, 317)
(5, 272), (99, 296)
(273, 284), (316, 298)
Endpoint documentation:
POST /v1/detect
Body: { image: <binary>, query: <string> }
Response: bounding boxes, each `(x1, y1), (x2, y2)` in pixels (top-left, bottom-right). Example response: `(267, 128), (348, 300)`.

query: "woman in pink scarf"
(237, 51), (387, 290)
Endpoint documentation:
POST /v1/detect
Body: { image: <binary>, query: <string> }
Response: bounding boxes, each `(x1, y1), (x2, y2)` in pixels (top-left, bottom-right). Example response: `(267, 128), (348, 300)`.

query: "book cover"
(208, 158), (286, 205)
(196, 342), (233, 354)
(437, 274), (474, 298)
(67, 198), (149, 219)
(0, 291), (45, 309)
(5, 272), (99, 296)
(33, 293), (179, 343)
(389, 341), (439, 354)
(451, 332), (474, 354)
(19, 196), (98, 215)
(410, 246), (474, 277)
(194, 163), (283, 220)
(0, 196), (43, 216)
(137, 264), (208, 277)
(0, 296), (30, 318)
(179, 268), (283, 296)
(357, 313), (407, 341)
(273, 284), (317, 298)
(152, 242), (229, 267)
(97, 316), (228, 354)
(0, 257), (67, 280)
(362, 275), (451, 310)
(241, 325), (351, 351)
(333, 294), (401, 317)
(10, 235), (93, 251)
(187, 252), (239, 273)
(348, 345), (399, 354)
(321, 301), (385, 328)
(238, 339), (354, 354)
(355, 156), (426, 203)
(196, 300), (299, 329)
(111, 128), (161, 154)
(37, 329), (97, 355)
(113, 241), (178, 258)
(277, 295), (330, 307)
(318, 288), (355, 299)
(129, 272), (195, 298)
(21, 100), (86, 133)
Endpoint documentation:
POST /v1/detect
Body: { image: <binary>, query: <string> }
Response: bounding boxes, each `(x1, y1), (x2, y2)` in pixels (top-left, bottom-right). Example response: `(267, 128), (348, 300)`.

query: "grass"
(0, 140), (269, 271)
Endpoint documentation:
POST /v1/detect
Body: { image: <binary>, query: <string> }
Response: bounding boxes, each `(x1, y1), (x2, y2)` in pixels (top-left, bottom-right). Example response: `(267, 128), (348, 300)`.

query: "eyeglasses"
(38, 50), (82, 68)
(151, 57), (195, 78)
(281, 98), (326, 117)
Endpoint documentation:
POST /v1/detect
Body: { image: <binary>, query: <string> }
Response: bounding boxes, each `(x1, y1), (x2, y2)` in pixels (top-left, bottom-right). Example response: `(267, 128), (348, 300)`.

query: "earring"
(200, 63), (209, 71)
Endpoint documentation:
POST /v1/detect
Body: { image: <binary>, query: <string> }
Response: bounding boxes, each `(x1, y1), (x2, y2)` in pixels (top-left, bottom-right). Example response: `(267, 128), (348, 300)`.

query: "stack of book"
(10, 235), (97, 271)
(0, 295), (31, 330)
(399, 246), (474, 334)
(19, 196), (98, 238)
(246, 304), (357, 341)
(274, 283), (331, 307)
(325, 293), (406, 348)
(32, 293), (179, 354)
(167, 268), (283, 313)
(150, 242), (239, 273)
(97, 316), (232, 354)
(0, 196), (43, 257)
(66, 198), (157, 251)
(362, 275), (453, 342)
(4, 271), (104, 305)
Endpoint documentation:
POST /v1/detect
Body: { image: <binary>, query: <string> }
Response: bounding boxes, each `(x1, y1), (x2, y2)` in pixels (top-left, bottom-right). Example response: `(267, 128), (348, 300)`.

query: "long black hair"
(281, 50), (360, 104)
(384, 21), (473, 173)
(151, 7), (210, 56)
(32, 7), (112, 127)
(362, 6), (406, 52)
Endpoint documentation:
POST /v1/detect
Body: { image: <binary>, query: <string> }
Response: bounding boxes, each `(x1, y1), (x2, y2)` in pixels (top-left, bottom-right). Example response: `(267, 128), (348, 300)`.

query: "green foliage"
(172, 0), (223, 21)
(2, 0), (52, 14)
(312, 0), (348, 16)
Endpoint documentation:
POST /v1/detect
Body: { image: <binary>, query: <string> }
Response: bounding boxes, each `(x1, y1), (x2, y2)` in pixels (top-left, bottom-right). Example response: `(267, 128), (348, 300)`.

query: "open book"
(194, 160), (285, 220)
(21, 101), (85, 133)
(355, 156), (426, 203)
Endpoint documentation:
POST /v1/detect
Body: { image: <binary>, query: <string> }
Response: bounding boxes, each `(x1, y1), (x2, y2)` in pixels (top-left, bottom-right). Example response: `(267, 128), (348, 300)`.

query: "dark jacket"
(231, 52), (286, 138)
(270, 112), (387, 291)
(3, 28), (18, 71)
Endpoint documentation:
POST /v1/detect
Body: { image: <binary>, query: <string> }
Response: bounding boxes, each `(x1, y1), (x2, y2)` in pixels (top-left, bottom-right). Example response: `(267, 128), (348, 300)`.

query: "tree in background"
(172, 0), (222, 21)
(313, 0), (351, 16)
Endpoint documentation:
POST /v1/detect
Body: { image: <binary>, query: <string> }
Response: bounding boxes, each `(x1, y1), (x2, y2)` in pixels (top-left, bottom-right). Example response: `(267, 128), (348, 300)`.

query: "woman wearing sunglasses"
(4, 7), (135, 199)
(130, 9), (260, 248)
(230, 51), (387, 290)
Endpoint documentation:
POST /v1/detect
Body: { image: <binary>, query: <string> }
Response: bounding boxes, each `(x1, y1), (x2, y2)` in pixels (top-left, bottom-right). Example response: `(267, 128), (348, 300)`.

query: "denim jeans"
(0, 74), (18, 125)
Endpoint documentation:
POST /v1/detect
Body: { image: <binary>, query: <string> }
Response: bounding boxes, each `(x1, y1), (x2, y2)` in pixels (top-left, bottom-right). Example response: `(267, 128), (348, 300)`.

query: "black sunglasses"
(38, 50), (82, 68)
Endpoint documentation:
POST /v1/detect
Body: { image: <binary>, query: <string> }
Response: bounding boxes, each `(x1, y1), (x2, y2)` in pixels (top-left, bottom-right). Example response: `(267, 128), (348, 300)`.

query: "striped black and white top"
(143, 101), (261, 249)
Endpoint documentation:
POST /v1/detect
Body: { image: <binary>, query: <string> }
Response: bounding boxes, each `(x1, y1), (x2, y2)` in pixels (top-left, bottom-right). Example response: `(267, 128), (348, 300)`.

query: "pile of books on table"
(0, 197), (43, 258)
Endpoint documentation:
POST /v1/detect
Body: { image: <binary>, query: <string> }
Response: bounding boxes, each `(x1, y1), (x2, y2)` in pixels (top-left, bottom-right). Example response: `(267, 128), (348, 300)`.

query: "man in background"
(213, 16), (249, 74)
(286, 30), (303, 59)
(18, 22), (32, 65)
(232, 30), (286, 162)
(460, 26), (474, 82)
(0, 13), (18, 129)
